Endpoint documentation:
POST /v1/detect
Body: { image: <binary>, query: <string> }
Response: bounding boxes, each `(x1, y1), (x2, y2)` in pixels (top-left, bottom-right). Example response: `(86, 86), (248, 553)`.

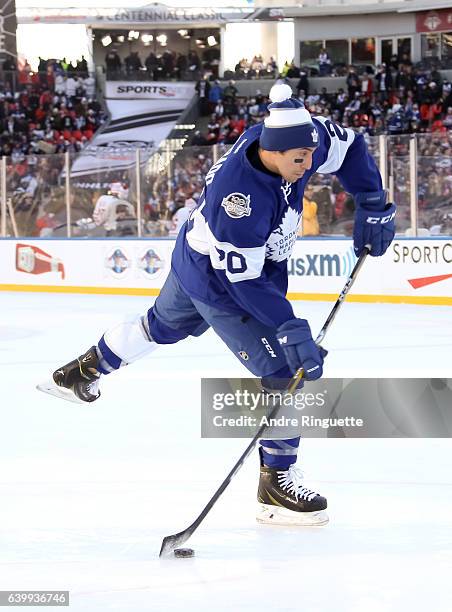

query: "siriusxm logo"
(288, 247), (357, 277)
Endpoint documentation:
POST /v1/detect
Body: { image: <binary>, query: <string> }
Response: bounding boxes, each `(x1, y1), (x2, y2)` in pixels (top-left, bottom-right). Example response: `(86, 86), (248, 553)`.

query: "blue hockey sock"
(259, 437), (300, 469)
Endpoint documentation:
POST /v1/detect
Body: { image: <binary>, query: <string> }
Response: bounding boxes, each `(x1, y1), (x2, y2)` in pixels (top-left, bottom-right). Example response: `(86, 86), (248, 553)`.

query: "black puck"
(174, 548), (195, 558)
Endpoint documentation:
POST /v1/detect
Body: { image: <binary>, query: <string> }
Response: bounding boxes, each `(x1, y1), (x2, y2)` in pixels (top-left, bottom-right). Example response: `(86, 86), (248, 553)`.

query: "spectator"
(361, 73), (373, 97)
(318, 49), (331, 77)
(223, 80), (238, 104)
(300, 184), (319, 236)
(443, 107), (452, 129)
(84, 75), (96, 98)
(346, 66), (360, 99)
(77, 56), (88, 78)
(376, 65), (391, 102)
(145, 52), (158, 79)
(176, 53), (188, 80)
(208, 80), (223, 110)
(286, 61), (300, 79)
(93, 182), (135, 236)
(168, 197), (197, 236)
(188, 51), (200, 74)
(125, 51), (142, 75)
(195, 75), (211, 116)
(296, 69), (309, 97)
(65, 75), (77, 101)
(105, 50), (121, 77)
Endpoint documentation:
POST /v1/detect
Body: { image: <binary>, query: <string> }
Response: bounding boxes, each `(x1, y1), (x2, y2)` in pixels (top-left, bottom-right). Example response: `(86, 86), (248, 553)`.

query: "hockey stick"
(159, 245), (371, 557)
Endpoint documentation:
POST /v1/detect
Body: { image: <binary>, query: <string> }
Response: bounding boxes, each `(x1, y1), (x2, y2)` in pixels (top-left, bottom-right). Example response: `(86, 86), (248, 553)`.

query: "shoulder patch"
(221, 192), (252, 219)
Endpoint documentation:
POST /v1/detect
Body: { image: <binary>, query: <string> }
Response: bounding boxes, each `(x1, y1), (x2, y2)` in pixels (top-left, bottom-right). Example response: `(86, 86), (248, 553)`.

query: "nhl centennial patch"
(221, 193), (252, 219)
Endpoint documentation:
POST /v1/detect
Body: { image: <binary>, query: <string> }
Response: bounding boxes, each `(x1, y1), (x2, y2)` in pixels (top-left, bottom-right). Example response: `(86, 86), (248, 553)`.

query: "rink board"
(0, 238), (451, 305)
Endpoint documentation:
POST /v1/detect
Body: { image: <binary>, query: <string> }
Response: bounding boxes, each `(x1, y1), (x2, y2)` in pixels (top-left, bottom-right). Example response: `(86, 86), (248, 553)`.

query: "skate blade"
(36, 380), (84, 405)
(256, 504), (329, 527)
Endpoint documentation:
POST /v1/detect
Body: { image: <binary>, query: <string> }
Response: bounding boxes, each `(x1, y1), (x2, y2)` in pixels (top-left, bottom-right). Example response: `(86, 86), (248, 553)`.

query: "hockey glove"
(276, 319), (328, 380)
(353, 190), (396, 257)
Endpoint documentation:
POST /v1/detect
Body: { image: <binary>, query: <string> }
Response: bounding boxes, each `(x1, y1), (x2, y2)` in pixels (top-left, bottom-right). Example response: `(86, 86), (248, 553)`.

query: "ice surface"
(0, 292), (451, 611)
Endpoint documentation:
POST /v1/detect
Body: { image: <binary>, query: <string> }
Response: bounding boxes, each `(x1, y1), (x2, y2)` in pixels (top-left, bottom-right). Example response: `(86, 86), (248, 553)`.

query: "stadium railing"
(0, 134), (451, 238)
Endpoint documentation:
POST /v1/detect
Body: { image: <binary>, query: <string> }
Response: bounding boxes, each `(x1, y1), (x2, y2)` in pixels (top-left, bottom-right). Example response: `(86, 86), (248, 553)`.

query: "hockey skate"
(257, 450), (328, 526)
(37, 347), (101, 404)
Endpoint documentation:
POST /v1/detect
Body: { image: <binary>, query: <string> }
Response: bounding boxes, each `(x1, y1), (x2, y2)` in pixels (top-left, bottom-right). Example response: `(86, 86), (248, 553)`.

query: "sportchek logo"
(408, 274), (452, 289)
(393, 242), (452, 264)
(391, 242), (452, 289)
(288, 247), (356, 277)
(116, 85), (175, 96)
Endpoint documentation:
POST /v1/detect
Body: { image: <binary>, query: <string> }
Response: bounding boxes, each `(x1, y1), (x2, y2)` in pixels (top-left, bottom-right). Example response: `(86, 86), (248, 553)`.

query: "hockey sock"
(97, 315), (158, 374)
(259, 437), (300, 469)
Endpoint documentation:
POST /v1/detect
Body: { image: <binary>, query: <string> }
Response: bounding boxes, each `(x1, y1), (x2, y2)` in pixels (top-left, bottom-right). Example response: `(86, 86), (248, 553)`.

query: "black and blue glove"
(353, 190), (396, 257)
(276, 319), (327, 380)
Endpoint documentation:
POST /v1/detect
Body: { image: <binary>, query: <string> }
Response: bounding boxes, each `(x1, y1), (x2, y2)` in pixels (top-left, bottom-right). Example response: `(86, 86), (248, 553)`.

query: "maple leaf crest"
(266, 207), (301, 262)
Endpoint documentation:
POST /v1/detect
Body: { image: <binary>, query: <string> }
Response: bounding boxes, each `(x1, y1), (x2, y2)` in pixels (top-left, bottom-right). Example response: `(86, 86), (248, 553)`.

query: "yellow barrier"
(1, 283), (451, 306)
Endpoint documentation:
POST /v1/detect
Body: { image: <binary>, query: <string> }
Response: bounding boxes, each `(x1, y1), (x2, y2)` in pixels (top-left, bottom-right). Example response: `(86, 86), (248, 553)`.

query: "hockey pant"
(97, 269), (301, 469)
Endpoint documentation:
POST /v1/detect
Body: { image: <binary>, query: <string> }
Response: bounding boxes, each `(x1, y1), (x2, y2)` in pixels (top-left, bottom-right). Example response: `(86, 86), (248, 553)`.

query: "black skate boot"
(257, 449), (328, 526)
(37, 347), (101, 404)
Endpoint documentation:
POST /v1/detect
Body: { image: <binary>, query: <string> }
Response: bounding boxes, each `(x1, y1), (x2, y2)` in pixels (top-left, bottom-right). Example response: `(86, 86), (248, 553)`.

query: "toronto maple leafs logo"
(221, 192), (252, 219)
(266, 207), (302, 262)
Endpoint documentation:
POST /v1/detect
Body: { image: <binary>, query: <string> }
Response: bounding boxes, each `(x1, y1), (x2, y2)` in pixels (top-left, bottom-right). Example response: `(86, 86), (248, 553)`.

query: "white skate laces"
(277, 465), (319, 502)
(86, 380), (100, 396)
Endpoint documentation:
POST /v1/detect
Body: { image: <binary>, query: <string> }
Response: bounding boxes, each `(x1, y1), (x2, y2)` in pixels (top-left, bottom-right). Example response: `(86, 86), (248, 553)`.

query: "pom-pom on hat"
(259, 83), (319, 152)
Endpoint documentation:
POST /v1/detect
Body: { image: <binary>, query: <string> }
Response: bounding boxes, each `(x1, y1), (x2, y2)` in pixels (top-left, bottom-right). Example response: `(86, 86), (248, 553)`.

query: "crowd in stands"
(191, 59), (452, 147)
(105, 48), (218, 80)
(0, 56), (106, 236)
(143, 149), (211, 236)
(1, 52), (450, 238)
(181, 57), (451, 237)
(1, 57), (104, 158)
(230, 56), (278, 80)
(145, 127), (450, 239)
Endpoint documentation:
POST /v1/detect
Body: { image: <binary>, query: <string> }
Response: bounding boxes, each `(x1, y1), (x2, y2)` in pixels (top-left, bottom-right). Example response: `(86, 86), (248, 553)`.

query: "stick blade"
(159, 530), (192, 558)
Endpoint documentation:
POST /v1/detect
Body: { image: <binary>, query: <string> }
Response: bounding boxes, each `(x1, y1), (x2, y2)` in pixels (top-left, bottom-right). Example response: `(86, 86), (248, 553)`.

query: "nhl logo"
(221, 192), (252, 219)
(311, 129), (319, 144)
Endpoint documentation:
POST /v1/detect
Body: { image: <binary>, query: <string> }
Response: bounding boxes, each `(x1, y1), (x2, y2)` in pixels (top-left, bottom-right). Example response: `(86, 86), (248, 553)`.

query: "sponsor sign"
(137, 248), (166, 279)
(104, 247), (131, 278)
(288, 245), (356, 278)
(1, 240), (172, 292)
(416, 9), (452, 33)
(105, 82), (194, 100)
(1, 239), (451, 305)
(70, 81), (193, 177)
(15, 243), (65, 279)
(18, 5), (254, 26)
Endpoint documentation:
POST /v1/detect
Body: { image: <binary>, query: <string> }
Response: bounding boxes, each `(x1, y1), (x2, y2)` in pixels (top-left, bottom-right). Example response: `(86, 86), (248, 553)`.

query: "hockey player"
(93, 182), (135, 236)
(43, 84), (396, 526)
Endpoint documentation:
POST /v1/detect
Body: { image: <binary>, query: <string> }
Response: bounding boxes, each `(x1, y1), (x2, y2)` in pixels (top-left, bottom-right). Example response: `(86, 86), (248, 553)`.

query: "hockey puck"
(174, 548), (195, 558)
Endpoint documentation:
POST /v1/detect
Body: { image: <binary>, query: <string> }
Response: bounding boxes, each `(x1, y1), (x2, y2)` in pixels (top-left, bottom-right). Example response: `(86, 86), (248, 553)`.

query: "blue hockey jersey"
(171, 118), (382, 328)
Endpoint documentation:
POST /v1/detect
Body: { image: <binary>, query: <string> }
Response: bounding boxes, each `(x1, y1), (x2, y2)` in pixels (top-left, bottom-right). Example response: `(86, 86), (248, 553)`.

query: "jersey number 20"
(215, 247), (247, 274)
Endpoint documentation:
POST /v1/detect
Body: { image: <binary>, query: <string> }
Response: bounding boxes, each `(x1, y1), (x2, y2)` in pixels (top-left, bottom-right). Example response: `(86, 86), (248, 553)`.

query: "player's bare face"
(280, 148), (315, 183)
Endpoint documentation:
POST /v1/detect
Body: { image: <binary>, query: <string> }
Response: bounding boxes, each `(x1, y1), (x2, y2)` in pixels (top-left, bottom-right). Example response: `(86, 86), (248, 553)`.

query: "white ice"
(1, 291), (452, 612)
